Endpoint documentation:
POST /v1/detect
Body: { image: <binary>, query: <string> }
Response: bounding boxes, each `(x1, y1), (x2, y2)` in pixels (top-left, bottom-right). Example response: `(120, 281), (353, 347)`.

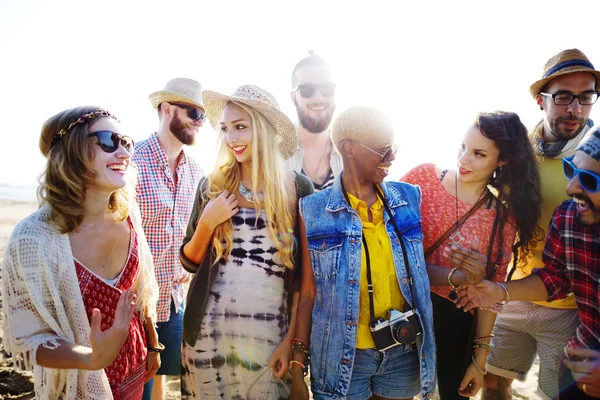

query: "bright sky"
(2, 0), (600, 188)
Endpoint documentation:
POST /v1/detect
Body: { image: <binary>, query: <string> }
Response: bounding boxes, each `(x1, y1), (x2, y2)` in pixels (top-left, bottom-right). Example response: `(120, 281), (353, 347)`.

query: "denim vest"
(300, 176), (436, 399)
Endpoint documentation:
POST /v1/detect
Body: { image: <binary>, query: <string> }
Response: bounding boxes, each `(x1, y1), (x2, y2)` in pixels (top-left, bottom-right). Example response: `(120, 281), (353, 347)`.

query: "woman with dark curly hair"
(401, 111), (543, 399)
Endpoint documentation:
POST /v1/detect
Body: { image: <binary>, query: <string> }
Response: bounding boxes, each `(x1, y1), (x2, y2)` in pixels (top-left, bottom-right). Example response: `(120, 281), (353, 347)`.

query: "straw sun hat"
(148, 77), (205, 111)
(529, 49), (600, 98)
(202, 84), (297, 160)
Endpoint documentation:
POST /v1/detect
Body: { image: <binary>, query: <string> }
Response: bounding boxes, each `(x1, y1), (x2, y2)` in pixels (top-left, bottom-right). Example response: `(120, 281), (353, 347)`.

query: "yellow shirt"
(511, 157), (576, 308)
(347, 192), (406, 349)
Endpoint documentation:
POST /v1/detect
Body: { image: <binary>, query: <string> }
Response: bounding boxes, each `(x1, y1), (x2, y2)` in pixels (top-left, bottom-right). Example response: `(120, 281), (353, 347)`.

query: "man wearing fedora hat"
(482, 49), (600, 400)
(287, 52), (342, 191)
(134, 78), (205, 400)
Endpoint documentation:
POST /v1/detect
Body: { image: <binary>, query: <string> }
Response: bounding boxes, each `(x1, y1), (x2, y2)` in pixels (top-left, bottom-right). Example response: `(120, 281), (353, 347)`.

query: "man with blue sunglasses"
(483, 49), (600, 400)
(456, 130), (600, 399)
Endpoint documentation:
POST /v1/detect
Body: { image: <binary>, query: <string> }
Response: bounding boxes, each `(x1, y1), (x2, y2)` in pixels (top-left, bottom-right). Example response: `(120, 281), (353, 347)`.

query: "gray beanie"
(577, 129), (600, 161)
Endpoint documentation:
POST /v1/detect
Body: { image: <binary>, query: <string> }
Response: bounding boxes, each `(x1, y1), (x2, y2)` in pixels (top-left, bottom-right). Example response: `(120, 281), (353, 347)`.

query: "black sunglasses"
(293, 82), (336, 98)
(88, 131), (135, 154)
(563, 156), (600, 193)
(170, 103), (206, 122)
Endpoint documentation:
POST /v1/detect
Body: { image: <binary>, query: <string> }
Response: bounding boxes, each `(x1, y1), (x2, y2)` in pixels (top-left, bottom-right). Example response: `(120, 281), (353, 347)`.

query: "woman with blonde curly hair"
(1, 106), (159, 399)
(180, 85), (314, 399)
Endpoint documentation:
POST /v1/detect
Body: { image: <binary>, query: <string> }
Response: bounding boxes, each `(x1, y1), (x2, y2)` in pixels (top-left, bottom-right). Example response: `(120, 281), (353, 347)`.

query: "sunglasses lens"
(298, 85), (317, 98)
(120, 136), (134, 153)
(579, 172), (599, 192)
(95, 131), (119, 153)
(382, 146), (397, 162)
(188, 107), (204, 121)
(563, 159), (575, 179)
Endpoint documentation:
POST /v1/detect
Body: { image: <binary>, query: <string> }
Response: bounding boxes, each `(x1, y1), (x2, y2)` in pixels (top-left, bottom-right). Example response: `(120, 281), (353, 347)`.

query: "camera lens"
(391, 322), (416, 344)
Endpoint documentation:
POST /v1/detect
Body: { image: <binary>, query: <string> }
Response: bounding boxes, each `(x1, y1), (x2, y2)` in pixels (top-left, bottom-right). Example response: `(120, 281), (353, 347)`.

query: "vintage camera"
(370, 308), (422, 352)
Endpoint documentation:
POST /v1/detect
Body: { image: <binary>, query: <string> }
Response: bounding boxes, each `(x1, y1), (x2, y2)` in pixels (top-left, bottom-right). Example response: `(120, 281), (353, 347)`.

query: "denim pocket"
(307, 235), (344, 280)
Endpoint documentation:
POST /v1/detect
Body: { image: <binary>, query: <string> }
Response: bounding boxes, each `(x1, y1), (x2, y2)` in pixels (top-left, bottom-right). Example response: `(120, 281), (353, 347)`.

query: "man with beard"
(482, 49), (600, 400)
(455, 129), (600, 399)
(134, 78), (205, 400)
(287, 52), (342, 191)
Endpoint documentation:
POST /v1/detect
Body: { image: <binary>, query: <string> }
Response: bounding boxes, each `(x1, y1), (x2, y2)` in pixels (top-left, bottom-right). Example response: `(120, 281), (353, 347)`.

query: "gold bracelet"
(289, 360), (308, 376)
(448, 268), (462, 290)
(471, 354), (487, 375)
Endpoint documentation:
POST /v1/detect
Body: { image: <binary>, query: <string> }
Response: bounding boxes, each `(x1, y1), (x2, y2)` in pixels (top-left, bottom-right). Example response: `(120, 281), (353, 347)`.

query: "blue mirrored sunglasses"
(562, 156), (600, 193)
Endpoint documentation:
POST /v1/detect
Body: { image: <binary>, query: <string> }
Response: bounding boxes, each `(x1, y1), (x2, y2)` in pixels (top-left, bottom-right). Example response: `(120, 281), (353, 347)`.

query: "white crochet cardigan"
(1, 204), (158, 399)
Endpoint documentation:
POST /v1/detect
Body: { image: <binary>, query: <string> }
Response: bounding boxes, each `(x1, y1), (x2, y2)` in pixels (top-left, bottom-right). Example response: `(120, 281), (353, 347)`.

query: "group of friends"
(1, 48), (599, 400)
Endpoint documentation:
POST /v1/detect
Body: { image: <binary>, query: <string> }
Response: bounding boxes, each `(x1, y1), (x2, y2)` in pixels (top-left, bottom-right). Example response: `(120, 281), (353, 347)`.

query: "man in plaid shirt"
(135, 78), (205, 400)
(456, 130), (600, 398)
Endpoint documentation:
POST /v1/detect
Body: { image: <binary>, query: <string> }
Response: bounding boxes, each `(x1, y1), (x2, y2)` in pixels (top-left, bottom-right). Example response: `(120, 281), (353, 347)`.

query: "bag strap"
(424, 192), (490, 259)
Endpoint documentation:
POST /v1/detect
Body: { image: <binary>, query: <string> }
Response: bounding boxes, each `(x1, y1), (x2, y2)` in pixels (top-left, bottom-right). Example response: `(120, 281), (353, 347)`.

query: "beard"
(548, 115), (588, 141)
(572, 194), (600, 225)
(170, 115), (195, 145)
(295, 100), (336, 133)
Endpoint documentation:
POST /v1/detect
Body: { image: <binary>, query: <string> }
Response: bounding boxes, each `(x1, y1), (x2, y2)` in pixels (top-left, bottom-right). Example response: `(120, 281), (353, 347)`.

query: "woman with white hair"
(291, 106), (436, 400)
(179, 85), (314, 399)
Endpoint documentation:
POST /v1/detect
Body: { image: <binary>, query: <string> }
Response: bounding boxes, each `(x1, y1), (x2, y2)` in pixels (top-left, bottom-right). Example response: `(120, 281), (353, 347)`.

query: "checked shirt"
(133, 134), (203, 322)
(533, 200), (600, 353)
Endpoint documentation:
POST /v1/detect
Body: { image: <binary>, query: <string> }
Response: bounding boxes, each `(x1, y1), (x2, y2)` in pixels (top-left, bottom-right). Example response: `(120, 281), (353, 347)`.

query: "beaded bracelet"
(472, 343), (491, 354)
(471, 354), (487, 375)
(473, 334), (494, 343)
(289, 360), (308, 376)
(291, 339), (310, 360)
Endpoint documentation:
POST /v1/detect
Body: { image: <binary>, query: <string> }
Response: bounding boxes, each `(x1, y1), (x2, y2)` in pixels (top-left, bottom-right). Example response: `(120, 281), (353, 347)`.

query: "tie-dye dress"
(181, 207), (291, 400)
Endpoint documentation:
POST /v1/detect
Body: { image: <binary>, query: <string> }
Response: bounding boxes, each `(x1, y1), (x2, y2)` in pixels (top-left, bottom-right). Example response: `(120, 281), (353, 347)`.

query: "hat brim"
(202, 90), (297, 160)
(529, 68), (600, 98)
(148, 91), (205, 112)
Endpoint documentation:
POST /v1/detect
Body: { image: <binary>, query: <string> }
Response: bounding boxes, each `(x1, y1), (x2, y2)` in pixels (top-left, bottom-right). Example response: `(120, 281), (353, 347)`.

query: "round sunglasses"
(562, 156), (600, 193)
(169, 103), (206, 122)
(88, 131), (135, 154)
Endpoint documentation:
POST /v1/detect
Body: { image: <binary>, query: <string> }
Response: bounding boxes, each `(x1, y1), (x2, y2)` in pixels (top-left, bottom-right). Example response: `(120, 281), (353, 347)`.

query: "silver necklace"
(304, 140), (330, 182)
(449, 171), (486, 246)
(239, 181), (263, 203)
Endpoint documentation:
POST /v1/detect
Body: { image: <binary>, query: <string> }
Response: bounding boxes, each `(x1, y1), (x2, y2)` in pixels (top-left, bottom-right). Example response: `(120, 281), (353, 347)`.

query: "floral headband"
(50, 110), (120, 148)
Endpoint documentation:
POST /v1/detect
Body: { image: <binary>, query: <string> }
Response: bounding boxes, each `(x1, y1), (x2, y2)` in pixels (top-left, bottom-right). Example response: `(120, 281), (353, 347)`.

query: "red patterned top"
(401, 164), (516, 300)
(75, 218), (147, 399)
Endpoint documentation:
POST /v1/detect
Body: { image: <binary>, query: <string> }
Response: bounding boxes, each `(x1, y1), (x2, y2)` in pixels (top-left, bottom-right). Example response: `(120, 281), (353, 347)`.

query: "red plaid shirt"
(533, 200), (600, 352)
(133, 134), (203, 322)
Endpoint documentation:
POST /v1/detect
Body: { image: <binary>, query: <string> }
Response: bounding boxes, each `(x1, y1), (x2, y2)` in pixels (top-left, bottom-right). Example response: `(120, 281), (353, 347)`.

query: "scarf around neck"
(531, 119), (594, 159)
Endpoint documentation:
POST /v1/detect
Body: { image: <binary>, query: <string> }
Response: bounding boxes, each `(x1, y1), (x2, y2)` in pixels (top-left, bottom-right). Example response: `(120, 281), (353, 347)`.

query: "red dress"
(75, 218), (147, 400)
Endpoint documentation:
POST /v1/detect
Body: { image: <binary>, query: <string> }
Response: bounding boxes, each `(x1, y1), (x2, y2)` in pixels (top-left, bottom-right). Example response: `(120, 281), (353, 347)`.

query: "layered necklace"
(239, 181), (263, 203)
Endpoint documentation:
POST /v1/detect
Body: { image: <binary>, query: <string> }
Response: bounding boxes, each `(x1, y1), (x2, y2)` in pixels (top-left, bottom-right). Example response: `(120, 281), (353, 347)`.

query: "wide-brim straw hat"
(203, 84), (297, 160)
(149, 78), (205, 111)
(529, 49), (600, 98)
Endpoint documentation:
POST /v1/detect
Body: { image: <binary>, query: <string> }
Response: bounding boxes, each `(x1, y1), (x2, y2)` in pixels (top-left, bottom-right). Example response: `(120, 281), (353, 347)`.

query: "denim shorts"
(345, 344), (420, 400)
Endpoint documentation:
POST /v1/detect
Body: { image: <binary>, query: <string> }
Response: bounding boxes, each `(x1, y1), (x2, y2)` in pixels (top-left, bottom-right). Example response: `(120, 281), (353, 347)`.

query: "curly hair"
(38, 106), (131, 233)
(204, 102), (296, 269)
(475, 111), (544, 267)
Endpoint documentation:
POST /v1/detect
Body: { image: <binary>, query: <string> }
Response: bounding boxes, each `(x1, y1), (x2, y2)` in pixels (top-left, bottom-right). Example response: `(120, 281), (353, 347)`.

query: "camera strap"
(341, 179), (417, 328)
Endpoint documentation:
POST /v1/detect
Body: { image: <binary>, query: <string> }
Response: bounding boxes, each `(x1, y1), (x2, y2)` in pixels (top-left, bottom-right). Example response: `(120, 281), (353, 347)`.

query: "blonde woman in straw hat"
(179, 85), (314, 399)
(1, 106), (159, 399)
(292, 106), (436, 400)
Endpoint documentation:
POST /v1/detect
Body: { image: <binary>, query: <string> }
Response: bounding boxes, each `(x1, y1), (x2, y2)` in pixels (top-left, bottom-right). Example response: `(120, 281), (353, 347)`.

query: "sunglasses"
(170, 103), (206, 122)
(360, 143), (398, 163)
(563, 156), (600, 193)
(88, 131), (135, 154)
(293, 82), (336, 98)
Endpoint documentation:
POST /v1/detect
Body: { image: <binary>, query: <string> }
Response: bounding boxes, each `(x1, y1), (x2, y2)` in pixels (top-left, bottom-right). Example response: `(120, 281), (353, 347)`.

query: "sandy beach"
(0, 199), (541, 400)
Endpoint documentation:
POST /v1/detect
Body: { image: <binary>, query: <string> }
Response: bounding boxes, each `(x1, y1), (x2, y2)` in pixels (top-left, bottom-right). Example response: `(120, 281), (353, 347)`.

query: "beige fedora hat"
(529, 49), (600, 98)
(149, 78), (205, 111)
(203, 84), (297, 160)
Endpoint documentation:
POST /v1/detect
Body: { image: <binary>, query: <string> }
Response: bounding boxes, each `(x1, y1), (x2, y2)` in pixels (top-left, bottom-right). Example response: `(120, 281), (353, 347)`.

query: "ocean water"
(0, 183), (38, 202)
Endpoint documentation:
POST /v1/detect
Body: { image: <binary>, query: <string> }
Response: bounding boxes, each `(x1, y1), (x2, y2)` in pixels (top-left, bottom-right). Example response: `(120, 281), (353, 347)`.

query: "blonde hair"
(205, 101), (296, 269)
(38, 106), (131, 233)
(331, 106), (394, 152)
